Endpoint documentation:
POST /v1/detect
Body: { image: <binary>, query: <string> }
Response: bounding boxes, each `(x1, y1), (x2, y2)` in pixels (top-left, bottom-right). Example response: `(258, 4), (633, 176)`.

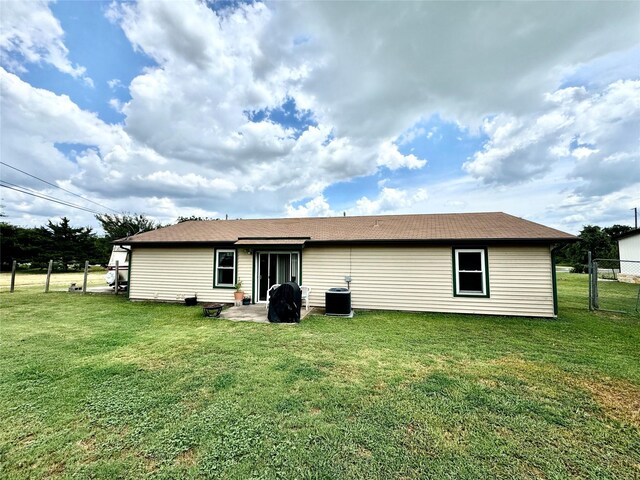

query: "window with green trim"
(215, 249), (236, 287)
(454, 248), (488, 296)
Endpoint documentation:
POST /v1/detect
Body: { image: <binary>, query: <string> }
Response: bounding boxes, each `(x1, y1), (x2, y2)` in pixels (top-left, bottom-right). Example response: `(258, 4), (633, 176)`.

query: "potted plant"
(234, 279), (244, 302)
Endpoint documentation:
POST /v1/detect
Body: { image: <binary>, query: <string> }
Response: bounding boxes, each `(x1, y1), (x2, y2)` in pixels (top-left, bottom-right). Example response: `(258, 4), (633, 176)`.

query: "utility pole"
(633, 207), (638, 229)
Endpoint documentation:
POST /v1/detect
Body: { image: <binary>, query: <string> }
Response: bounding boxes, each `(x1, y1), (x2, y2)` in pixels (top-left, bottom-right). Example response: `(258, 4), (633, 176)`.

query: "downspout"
(127, 247), (132, 300)
(550, 245), (560, 317)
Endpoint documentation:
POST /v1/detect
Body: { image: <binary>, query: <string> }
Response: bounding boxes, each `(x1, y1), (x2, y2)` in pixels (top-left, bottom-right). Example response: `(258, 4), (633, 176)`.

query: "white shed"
(617, 229), (640, 283)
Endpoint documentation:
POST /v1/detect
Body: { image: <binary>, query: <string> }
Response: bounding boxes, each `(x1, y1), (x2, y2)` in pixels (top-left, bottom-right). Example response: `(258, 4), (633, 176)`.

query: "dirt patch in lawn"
(77, 436), (96, 453)
(492, 355), (640, 428)
(356, 446), (372, 458)
(47, 461), (66, 476)
(579, 377), (640, 428)
(175, 448), (197, 467)
(18, 433), (36, 446)
(491, 355), (563, 379)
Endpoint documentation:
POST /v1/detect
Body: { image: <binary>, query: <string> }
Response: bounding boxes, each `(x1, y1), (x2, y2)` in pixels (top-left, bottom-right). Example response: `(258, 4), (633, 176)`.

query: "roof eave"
(615, 228), (640, 240)
(305, 237), (577, 246)
(116, 237), (577, 247)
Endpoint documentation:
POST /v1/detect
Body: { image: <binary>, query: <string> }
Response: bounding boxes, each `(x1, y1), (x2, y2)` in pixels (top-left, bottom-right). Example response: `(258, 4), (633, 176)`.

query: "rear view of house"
(114, 212), (575, 318)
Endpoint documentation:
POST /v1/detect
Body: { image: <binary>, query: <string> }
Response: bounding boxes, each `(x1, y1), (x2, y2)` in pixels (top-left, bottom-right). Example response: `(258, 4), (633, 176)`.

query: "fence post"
(44, 260), (53, 293)
(114, 260), (119, 295)
(10, 260), (16, 293)
(588, 251), (592, 311)
(591, 260), (600, 310)
(82, 261), (89, 294)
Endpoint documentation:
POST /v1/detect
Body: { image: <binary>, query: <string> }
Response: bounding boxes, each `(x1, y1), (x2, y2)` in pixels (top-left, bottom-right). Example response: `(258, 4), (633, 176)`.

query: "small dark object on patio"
(242, 297), (251, 305)
(203, 303), (223, 318)
(268, 282), (301, 323)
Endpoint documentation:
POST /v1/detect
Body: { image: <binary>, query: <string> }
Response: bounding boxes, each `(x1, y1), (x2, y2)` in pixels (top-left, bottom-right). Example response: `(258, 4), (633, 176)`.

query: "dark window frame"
(214, 248), (237, 288)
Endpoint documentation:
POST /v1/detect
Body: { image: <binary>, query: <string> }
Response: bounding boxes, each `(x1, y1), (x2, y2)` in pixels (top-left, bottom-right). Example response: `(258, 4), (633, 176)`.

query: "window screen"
(215, 250), (235, 287)
(455, 249), (487, 296)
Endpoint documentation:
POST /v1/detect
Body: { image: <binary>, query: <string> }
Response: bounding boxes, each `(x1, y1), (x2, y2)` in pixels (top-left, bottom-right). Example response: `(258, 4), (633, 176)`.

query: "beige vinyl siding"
(302, 245), (554, 317)
(130, 244), (554, 317)
(235, 250), (253, 296)
(129, 247), (252, 303)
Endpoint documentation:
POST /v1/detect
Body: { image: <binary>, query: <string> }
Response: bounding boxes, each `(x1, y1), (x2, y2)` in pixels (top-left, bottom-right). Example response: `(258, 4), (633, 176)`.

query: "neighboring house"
(114, 212), (576, 318)
(616, 228), (640, 284)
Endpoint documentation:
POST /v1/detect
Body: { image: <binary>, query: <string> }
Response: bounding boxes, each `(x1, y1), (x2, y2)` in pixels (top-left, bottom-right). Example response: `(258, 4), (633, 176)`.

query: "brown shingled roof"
(115, 212), (575, 245)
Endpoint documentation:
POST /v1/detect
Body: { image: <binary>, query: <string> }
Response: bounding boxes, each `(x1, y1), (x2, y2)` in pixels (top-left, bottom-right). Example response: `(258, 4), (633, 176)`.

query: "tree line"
(0, 214), (163, 271)
(555, 224), (633, 272)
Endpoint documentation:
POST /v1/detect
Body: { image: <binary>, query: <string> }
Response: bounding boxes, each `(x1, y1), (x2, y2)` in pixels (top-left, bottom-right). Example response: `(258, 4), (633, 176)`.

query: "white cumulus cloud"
(463, 80), (640, 197)
(0, 0), (92, 85)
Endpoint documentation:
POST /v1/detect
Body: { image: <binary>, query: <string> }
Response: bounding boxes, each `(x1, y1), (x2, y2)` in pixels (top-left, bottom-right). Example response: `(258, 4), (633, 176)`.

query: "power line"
(1, 181), (102, 215)
(0, 181), (103, 215)
(0, 161), (119, 213)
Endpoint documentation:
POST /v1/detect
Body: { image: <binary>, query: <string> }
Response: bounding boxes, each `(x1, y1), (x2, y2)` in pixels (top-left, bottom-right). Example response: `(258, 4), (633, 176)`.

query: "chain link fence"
(589, 257), (640, 314)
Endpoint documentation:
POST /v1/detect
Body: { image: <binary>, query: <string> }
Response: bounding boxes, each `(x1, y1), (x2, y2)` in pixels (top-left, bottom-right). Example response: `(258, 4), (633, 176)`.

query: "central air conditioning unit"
(325, 287), (353, 317)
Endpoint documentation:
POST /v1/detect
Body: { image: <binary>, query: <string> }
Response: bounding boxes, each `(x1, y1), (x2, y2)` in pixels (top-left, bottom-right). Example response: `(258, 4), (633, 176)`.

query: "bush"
(571, 263), (587, 274)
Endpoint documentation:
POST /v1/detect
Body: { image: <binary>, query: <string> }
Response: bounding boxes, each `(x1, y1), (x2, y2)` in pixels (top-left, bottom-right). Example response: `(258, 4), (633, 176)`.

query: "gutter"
(112, 237), (578, 247)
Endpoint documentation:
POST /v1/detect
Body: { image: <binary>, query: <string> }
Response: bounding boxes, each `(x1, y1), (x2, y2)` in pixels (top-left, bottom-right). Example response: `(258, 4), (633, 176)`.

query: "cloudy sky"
(1, 0), (638, 234)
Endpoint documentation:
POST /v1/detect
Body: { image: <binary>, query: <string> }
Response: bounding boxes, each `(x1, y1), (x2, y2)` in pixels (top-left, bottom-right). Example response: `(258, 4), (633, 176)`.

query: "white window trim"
(454, 248), (487, 296)
(215, 249), (236, 287)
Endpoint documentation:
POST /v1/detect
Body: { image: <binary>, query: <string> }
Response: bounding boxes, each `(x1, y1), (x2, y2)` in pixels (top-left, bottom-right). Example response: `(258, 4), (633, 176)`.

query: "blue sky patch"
(206, 0), (257, 15)
(395, 116), (487, 182)
(293, 35), (311, 46)
(246, 97), (317, 138)
(322, 115), (489, 208)
(23, 1), (156, 124)
(559, 46), (640, 90)
(569, 136), (596, 152)
(54, 143), (97, 163)
(323, 174), (383, 210)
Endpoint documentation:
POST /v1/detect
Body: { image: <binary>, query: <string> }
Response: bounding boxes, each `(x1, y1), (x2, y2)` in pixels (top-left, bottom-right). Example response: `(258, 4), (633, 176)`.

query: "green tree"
(95, 213), (159, 241)
(577, 225), (611, 261)
(23, 227), (50, 269)
(41, 217), (97, 271)
(556, 224), (634, 270)
(602, 224), (633, 258)
(0, 222), (20, 270)
(92, 236), (113, 266)
(0, 223), (49, 270)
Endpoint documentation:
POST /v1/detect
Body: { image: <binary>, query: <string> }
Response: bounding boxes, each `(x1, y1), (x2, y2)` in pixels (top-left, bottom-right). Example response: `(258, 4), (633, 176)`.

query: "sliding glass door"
(257, 252), (300, 301)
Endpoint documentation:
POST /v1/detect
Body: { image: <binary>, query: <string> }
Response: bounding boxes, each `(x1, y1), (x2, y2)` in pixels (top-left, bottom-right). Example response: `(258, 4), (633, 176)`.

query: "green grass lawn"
(1, 274), (638, 479)
(594, 277), (640, 313)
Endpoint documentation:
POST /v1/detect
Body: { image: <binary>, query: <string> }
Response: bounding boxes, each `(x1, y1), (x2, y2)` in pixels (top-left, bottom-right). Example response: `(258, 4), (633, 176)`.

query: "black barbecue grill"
(268, 282), (302, 323)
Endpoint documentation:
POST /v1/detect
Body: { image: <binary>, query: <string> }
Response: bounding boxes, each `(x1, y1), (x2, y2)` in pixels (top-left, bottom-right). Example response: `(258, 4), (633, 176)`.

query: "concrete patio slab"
(217, 303), (314, 323)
